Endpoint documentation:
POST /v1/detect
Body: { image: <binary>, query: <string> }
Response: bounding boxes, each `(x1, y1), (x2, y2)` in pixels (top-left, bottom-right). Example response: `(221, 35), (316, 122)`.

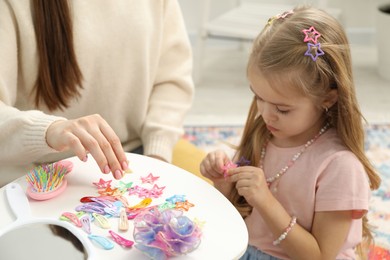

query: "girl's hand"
(226, 166), (270, 207)
(200, 150), (234, 196)
(200, 150), (232, 182)
(46, 114), (128, 180)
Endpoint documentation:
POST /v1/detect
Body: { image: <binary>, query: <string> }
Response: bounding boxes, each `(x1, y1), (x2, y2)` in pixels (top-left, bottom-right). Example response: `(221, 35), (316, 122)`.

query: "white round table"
(0, 153), (248, 260)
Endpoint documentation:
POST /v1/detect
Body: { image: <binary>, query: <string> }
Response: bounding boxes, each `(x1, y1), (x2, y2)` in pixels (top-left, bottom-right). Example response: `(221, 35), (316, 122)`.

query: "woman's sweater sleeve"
(0, 103), (65, 165)
(0, 1), (63, 165)
(141, 0), (195, 162)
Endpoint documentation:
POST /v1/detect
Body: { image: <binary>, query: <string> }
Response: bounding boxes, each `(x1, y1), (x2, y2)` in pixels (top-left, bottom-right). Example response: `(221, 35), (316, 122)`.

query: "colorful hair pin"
(302, 26), (321, 44)
(236, 156), (251, 167)
(80, 214), (92, 234)
(222, 161), (238, 178)
(302, 26), (325, 61)
(305, 42), (325, 61)
(92, 213), (111, 229)
(141, 173), (159, 184)
(88, 234), (114, 250)
(61, 212), (82, 227)
(166, 194), (186, 204)
(26, 161), (73, 200)
(119, 208), (129, 231)
(278, 10), (294, 19)
(109, 230), (134, 248)
(267, 10), (294, 26)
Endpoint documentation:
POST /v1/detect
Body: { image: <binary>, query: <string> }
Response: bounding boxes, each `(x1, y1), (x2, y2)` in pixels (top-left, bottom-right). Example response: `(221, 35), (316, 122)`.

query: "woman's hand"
(46, 114), (128, 179)
(226, 166), (270, 207)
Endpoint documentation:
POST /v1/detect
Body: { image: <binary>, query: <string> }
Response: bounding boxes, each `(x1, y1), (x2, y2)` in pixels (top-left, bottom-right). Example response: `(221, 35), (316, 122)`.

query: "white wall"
(178, 0), (390, 45)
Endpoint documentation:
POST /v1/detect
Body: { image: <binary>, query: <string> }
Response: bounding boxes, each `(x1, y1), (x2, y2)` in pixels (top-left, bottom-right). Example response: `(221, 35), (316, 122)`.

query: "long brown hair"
(230, 6), (380, 259)
(32, 0), (83, 111)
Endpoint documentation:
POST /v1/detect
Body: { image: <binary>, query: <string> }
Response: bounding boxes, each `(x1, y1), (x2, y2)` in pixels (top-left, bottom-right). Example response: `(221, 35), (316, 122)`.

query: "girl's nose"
(260, 103), (277, 122)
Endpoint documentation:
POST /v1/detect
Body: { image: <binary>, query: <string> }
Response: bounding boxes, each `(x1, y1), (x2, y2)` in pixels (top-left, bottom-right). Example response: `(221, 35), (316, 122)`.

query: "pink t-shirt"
(244, 129), (370, 259)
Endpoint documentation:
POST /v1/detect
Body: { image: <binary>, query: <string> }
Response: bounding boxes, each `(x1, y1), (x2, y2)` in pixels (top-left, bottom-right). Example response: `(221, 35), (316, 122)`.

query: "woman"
(0, 0), (194, 185)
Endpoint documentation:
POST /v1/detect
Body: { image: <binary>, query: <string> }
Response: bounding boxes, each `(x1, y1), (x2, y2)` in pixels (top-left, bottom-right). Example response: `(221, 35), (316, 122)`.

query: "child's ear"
(322, 89), (338, 109)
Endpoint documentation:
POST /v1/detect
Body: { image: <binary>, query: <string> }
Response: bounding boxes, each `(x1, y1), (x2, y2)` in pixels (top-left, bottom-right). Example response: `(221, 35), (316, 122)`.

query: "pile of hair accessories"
(133, 208), (202, 259)
(25, 160), (73, 200)
(55, 171), (203, 258)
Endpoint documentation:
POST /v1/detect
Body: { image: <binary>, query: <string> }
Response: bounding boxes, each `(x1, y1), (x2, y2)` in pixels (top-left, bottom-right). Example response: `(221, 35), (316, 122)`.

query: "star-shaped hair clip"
(305, 42), (325, 61)
(302, 26), (321, 44)
(92, 178), (112, 190)
(175, 200), (195, 211)
(236, 156), (251, 167)
(222, 161), (238, 178)
(140, 173), (159, 184)
(302, 26), (325, 61)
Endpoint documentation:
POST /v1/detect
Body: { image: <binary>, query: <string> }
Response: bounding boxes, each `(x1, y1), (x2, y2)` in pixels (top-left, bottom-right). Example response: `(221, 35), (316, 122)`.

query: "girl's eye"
(276, 106), (290, 114)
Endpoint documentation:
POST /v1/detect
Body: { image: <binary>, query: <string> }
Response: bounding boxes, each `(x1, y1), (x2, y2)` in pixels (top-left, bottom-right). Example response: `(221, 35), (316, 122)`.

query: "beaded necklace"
(260, 123), (330, 190)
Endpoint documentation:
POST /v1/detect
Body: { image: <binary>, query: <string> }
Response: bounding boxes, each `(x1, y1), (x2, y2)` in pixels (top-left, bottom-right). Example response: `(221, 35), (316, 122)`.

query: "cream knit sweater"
(0, 0), (194, 185)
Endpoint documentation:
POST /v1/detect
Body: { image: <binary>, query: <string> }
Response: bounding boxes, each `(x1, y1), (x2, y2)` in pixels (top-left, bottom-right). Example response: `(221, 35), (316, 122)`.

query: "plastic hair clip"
(88, 234), (114, 250)
(304, 42), (325, 61)
(109, 230), (134, 248)
(302, 26), (321, 44)
(61, 212), (82, 227)
(222, 161), (238, 178)
(119, 209), (129, 231)
(92, 213), (111, 229)
(80, 214), (92, 234)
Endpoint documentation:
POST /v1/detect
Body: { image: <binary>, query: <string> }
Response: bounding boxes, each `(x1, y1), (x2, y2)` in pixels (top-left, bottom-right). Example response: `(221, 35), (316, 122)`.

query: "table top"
(0, 153), (248, 260)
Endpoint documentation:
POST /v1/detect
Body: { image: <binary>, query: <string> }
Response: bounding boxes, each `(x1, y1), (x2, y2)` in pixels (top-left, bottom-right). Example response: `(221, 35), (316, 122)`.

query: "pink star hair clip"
(141, 173), (159, 184)
(302, 26), (325, 61)
(302, 26), (321, 44)
(222, 161), (238, 178)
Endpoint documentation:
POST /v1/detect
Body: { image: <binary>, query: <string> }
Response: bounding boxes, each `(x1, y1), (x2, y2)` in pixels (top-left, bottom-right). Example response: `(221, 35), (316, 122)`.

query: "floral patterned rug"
(184, 124), (390, 259)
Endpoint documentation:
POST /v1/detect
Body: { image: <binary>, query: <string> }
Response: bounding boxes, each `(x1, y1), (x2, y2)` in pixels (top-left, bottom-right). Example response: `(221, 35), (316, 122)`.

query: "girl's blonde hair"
(229, 6), (380, 258)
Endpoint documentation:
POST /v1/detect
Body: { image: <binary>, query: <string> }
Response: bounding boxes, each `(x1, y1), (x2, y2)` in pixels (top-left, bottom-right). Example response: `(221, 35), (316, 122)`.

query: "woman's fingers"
(46, 114), (127, 179)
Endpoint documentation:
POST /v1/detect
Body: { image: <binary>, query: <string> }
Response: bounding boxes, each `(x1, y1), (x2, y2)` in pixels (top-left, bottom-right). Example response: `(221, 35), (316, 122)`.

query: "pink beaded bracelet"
(273, 216), (297, 246)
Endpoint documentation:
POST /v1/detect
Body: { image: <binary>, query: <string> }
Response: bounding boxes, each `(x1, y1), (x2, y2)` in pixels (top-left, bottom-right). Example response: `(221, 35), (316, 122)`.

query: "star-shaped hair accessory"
(277, 10), (294, 19)
(222, 161), (238, 178)
(140, 173), (160, 184)
(149, 184), (165, 198)
(98, 186), (120, 196)
(236, 156), (251, 167)
(158, 201), (176, 210)
(175, 200), (195, 211)
(304, 42), (325, 61)
(128, 185), (146, 197)
(193, 217), (206, 229)
(166, 194), (186, 204)
(116, 181), (133, 192)
(302, 26), (321, 44)
(92, 178), (112, 190)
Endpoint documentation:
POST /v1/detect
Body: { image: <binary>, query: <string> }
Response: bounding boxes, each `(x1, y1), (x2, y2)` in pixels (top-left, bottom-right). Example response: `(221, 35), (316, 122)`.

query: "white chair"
(194, 0), (342, 83)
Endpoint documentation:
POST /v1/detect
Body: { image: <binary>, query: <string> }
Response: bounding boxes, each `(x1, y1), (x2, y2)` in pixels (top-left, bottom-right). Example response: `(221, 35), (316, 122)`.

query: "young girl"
(200, 6), (380, 260)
